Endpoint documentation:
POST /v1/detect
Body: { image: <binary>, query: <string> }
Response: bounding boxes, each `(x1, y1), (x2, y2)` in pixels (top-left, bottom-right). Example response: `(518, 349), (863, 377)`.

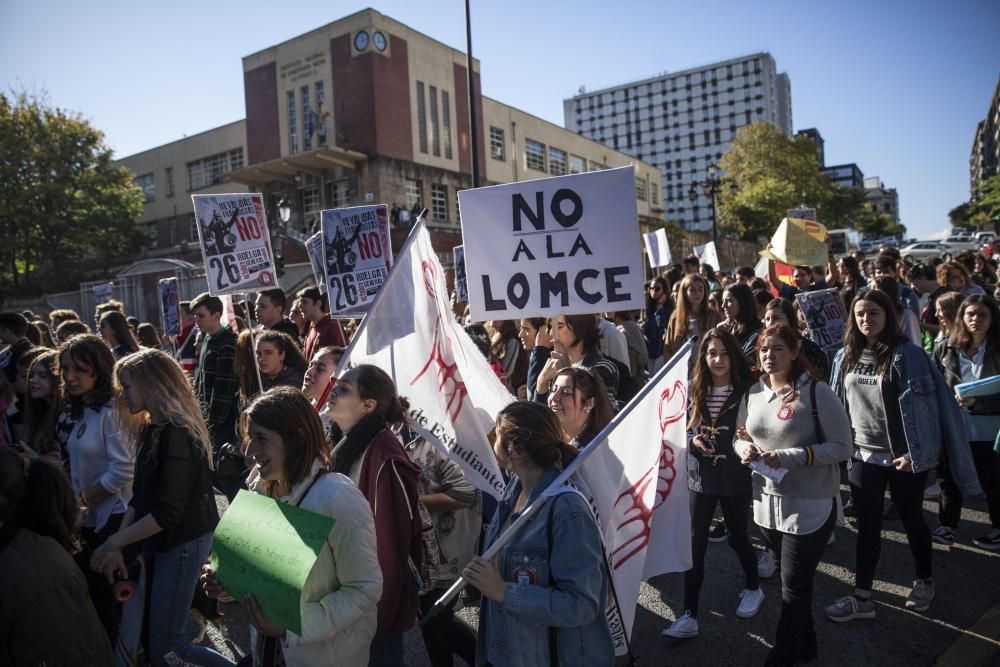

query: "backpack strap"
(808, 380), (825, 466)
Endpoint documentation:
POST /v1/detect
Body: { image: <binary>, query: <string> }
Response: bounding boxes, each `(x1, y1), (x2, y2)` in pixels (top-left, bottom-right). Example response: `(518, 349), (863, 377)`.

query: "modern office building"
(116, 8), (663, 277)
(823, 163), (865, 189)
(970, 74), (1000, 195)
(563, 53), (792, 233)
(863, 176), (899, 225)
(796, 128), (825, 167)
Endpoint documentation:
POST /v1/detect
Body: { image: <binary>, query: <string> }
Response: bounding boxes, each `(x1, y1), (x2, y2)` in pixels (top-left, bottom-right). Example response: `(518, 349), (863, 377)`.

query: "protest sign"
(305, 232), (327, 294)
(158, 278), (180, 337)
(760, 216), (829, 268)
(458, 166), (643, 319)
(338, 220), (513, 498)
(321, 205), (393, 315)
(453, 245), (468, 303)
(795, 288), (847, 351)
(786, 207), (817, 222)
(191, 194), (276, 295)
(693, 241), (720, 271)
(643, 228), (672, 269)
(93, 282), (114, 305)
(211, 490), (334, 636)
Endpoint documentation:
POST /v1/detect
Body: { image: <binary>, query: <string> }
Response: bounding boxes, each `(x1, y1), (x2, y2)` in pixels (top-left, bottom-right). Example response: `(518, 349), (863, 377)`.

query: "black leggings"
(849, 459), (931, 591)
(418, 588), (477, 667)
(684, 492), (758, 616)
(938, 441), (1000, 530)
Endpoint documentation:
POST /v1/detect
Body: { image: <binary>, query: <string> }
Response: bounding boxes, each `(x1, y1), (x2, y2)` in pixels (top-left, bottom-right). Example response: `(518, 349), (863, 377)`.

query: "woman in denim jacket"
(825, 290), (981, 623)
(464, 401), (614, 667)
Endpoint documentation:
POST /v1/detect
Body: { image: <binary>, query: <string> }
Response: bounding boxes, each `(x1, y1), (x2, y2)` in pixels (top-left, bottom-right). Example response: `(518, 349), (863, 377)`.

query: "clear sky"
(2, 0), (997, 240)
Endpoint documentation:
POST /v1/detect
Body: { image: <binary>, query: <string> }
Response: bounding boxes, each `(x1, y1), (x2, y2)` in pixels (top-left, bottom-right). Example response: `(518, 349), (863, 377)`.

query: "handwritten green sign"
(211, 489), (334, 636)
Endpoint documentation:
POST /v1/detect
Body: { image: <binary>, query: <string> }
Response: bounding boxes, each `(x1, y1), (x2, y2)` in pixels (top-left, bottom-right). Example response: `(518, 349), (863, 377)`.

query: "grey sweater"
(734, 375), (852, 500)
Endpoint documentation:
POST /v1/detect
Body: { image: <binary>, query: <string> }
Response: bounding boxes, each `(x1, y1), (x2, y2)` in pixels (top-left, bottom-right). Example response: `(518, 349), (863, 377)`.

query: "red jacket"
(303, 314), (346, 362)
(356, 428), (422, 635)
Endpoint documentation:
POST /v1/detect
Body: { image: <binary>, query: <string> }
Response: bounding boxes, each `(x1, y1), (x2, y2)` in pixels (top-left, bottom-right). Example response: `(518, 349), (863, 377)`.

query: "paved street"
(198, 487), (1000, 666)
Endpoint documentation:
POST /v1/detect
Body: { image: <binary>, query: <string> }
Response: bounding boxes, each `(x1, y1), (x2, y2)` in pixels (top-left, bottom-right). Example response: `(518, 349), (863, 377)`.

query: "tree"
(0, 92), (144, 302)
(968, 174), (1000, 229)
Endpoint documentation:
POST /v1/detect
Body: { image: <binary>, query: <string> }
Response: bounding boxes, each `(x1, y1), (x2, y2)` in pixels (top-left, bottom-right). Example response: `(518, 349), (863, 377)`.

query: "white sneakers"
(663, 589), (765, 639)
(736, 588), (765, 618)
(757, 550), (779, 579)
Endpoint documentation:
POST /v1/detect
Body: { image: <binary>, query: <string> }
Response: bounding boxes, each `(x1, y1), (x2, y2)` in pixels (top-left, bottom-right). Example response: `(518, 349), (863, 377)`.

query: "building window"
(569, 154), (586, 174)
(134, 173), (155, 202)
(301, 86), (312, 150)
(489, 126), (505, 160)
(165, 167), (174, 198)
(548, 147), (567, 176)
(455, 191), (461, 223)
(302, 185), (321, 220)
(186, 149), (244, 191)
(416, 82), (428, 154)
(315, 81), (327, 146)
(168, 217), (178, 245)
(287, 91), (298, 154)
(589, 160), (605, 172)
(635, 178), (647, 201)
(431, 184), (448, 221)
(651, 182), (659, 205)
(429, 85), (440, 157)
(442, 90), (452, 160)
(525, 138), (546, 171)
(405, 178), (422, 209)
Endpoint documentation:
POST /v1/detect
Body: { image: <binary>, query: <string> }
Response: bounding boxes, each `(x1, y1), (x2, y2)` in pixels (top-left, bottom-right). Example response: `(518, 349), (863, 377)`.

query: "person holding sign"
(327, 365), (422, 665)
(201, 387), (382, 666)
(734, 325), (851, 666)
(89, 349), (220, 667)
(825, 290), (979, 623)
(463, 400), (614, 667)
(665, 274), (722, 359)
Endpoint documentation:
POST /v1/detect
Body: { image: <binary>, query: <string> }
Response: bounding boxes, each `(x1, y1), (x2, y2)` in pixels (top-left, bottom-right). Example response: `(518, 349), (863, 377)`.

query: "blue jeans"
(147, 533), (232, 667)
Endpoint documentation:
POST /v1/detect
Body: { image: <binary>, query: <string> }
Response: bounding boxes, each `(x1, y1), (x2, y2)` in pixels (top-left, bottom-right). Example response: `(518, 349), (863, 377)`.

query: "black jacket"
(687, 384), (752, 496)
(933, 339), (1000, 416)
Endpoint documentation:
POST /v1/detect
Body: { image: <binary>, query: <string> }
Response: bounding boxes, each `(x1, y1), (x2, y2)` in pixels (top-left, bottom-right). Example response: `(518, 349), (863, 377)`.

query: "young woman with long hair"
(836, 256), (866, 308)
(518, 317), (549, 401)
(489, 319), (527, 394)
(99, 310), (140, 359)
(931, 294), (1000, 550)
(873, 276), (921, 346)
(202, 387), (382, 666)
(733, 324), (851, 666)
(136, 322), (162, 349)
(934, 291), (963, 344)
(89, 349), (220, 667)
(56, 334), (134, 644)
(327, 364), (422, 664)
(255, 330), (307, 390)
(21, 350), (62, 457)
(644, 276), (673, 372)
(31, 319), (56, 348)
(824, 290), (980, 623)
(664, 329), (763, 639)
(536, 314), (622, 404)
(0, 448), (113, 665)
(719, 282), (763, 362)
(937, 260), (986, 298)
(547, 366), (614, 449)
(463, 401), (614, 666)
(665, 274), (722, 359)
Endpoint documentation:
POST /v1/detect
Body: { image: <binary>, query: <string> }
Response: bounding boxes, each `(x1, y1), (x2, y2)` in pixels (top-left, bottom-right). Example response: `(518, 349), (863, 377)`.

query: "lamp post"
(274, 197), (292, 278)
(688, 163), (724, 246)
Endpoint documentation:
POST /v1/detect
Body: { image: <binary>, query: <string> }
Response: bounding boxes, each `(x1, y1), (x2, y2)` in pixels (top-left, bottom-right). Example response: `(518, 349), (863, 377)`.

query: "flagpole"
(243, 292), (265, 394)
(332, 209), (429, 377)
(423, 337), (695, 624)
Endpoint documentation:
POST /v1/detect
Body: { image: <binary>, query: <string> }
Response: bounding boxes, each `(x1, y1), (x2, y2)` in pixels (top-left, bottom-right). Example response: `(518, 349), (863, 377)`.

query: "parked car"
(900, 242), (952, 261)
(941, 236), (982, 253)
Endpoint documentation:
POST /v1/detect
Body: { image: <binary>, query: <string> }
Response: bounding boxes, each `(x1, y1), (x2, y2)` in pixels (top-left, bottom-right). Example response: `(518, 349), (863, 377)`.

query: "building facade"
(863, 176), (899, 225)
(823, 162), (865, 190)
(563, 53), (792, 233)
(970, 74), (1000, 195)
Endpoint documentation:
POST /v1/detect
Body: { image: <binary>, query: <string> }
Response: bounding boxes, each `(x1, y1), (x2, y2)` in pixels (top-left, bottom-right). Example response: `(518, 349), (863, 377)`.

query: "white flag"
(643, 228), (672, 268)
(554, 345), (692, 654)
(337, 220), (513, 498)
(693, 241), (721, 271)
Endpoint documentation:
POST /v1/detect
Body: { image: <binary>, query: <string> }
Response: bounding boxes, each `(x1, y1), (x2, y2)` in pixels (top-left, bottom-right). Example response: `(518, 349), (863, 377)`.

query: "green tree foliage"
(717, 122), (899, 239)
(0, 92), (144, 301)
(953, 174), (1000, 229)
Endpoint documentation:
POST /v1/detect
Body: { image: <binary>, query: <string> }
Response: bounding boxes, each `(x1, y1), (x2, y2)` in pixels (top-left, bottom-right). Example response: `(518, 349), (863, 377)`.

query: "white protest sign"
(93, 282), (114, 305)
(458, 166), (643, 319)
(795, 288), (847, 352)
(305, 232), (327, 294)
(320, 205), (393, 315)
(643, 228), (672, 269)
(693, 241), (721, 271)
(453, 245), (467, 303)
(787, 207), (817, 222)
(191, 194), (276, 295)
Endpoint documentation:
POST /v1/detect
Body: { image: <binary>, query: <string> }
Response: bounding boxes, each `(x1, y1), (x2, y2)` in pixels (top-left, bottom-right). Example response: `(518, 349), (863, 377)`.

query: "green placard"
(211, 489), (335, 636)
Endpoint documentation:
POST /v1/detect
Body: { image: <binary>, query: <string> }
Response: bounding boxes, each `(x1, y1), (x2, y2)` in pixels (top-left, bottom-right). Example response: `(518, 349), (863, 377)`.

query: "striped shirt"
(706, 384), (733, 421)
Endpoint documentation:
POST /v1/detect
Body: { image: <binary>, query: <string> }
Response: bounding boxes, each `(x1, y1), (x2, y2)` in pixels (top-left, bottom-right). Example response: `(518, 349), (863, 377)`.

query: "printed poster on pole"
(158, 278), (180, 337)
(457, 166), (644, 320)
(191, 194), (276, 296)
(320, 205), (393, 315)
(643, 228), (672, 268)
(305, 232), (327, 294)
(453, 245), (468, 303)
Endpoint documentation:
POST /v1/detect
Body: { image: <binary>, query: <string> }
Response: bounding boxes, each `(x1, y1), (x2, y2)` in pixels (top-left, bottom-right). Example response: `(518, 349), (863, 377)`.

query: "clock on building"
(373, 31), (387, 52)
(354, 31), (369, 51)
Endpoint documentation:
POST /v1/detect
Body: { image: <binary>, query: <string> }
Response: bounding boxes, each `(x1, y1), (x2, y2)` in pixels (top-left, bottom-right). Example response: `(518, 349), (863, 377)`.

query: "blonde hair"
(113, 349), (214, 469)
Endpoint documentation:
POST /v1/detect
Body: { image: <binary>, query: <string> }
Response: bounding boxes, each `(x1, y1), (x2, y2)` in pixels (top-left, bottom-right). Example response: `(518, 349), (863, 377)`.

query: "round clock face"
(373, 31), (387, 52)
(354, 31), (369, 52)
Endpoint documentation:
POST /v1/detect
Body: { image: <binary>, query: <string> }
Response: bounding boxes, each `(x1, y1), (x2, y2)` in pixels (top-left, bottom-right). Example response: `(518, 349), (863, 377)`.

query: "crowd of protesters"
(1, 242), (998, 667)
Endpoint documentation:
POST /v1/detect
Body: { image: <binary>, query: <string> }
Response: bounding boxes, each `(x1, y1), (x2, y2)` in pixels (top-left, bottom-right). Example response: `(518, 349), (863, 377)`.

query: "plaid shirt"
(194, 325), (239, 449)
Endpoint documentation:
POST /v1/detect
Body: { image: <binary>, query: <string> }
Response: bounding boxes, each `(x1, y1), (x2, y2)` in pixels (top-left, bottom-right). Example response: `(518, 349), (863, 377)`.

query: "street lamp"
(277, 197), (292, 224)
(688, 163), (724, 245)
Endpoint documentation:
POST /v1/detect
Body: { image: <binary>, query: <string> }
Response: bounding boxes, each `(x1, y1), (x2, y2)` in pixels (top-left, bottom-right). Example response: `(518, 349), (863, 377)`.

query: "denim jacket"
(831, 341), (982, 495)
(477, 467), (614, 667)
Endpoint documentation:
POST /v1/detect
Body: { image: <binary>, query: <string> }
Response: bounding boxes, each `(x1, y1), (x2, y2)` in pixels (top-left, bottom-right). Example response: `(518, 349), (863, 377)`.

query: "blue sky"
(2, 0), (997, 240)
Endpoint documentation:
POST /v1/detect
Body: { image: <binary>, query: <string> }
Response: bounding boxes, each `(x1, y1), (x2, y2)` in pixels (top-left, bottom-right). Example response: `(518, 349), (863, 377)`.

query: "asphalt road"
(196, 487), (1000, 666)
